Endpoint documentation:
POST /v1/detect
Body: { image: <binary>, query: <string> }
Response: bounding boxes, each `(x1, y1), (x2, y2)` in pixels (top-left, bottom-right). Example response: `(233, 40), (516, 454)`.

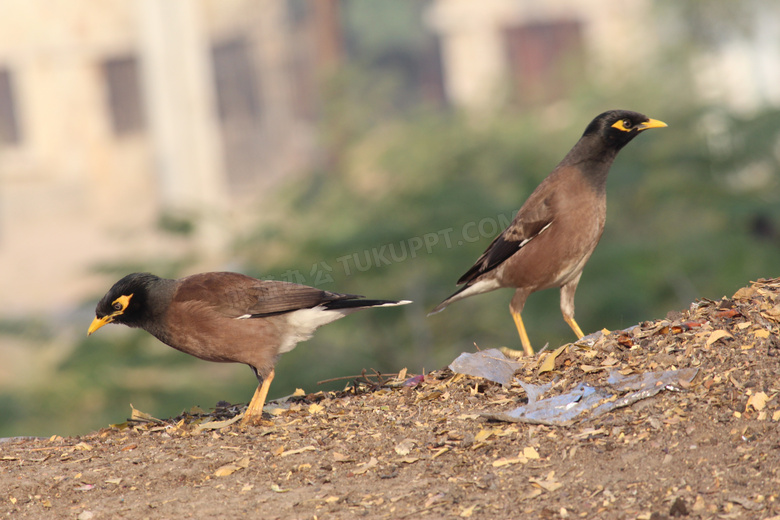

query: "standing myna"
(88, 272), (410, 424)
(430, 110), (666, 356)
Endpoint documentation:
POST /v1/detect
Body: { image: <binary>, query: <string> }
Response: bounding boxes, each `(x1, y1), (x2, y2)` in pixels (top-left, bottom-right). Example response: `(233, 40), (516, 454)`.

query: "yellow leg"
(563, 315), (585, 339)
(500, 310), (534, 359)
(241, 368), (275, 426)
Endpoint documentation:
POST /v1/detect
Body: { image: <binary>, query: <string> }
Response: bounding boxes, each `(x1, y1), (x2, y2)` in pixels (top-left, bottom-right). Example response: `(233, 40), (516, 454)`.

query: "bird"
(429, 110), (666, 356)
(88, 272), (410, 425)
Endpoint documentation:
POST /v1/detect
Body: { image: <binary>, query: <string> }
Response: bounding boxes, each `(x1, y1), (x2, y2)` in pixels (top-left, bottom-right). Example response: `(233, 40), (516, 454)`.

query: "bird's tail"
(324, 298), (411, 311)
(427, 286), (470, 316)
(428, 278), (501, 317)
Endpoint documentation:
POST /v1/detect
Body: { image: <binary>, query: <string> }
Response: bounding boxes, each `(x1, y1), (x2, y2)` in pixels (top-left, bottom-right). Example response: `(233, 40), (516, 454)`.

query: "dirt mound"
(3, 279), (780, 519)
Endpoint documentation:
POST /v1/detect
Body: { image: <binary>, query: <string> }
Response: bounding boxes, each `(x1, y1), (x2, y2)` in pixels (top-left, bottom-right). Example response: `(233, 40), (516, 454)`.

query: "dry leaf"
(292, 388), (306, 397)
(353, 457), (378, 475)
(431, 447), (449, 459)
(394, 438), (417, 456)
(308, 403), (325, 414)
(280, 446), (316, 457)
(747, 391), (768, 411)
(706, 330), (733, 347)
(460, 504), (477, 517)
(415, 390), (443, 402)
(520, 488), (544, 501)
(195, 415), (243, 432)
(764, 304), (780, 318)
(579, 364), (606, 373)
(332, 451), (353, 463)
(530, 472), (562, 492)
(214, 456), (250, 477)
(733, 286), (756, 300)
(539, 345), (567, 374)
(523, 446), (540, 460)
(474, 429), (494, 443)
(270, 484), (289, 493)
(130, 405), (162, 423)
(600, 356), (619, 367)
(492, 456), (528, 467)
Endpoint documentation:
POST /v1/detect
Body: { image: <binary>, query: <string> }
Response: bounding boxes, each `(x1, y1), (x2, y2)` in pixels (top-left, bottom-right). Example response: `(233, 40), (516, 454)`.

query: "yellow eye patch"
(611, 119), (633, 132)
(111, 293), (133, 314)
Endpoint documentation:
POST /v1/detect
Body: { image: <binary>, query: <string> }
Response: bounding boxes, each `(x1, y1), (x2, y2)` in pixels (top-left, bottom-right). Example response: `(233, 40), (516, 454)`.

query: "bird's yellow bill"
(87, 315), (113, 335)
(638, 118), (667, 130)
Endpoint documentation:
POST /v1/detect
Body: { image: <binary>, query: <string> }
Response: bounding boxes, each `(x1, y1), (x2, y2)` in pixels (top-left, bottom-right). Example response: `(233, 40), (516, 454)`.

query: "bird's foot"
(239, 411), (269, 427)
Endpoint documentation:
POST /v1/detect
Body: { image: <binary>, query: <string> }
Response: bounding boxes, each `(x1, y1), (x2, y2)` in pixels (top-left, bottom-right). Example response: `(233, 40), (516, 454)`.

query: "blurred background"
(2, 0), (779, 437)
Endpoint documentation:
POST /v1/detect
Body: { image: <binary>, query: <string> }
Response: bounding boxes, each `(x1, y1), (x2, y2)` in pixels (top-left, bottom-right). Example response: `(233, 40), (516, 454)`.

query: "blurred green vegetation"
(2, 2), (779, 438)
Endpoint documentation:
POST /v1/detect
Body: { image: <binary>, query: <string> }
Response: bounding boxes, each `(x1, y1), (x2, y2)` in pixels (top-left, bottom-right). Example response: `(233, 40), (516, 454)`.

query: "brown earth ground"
(2, 278), (780, 520)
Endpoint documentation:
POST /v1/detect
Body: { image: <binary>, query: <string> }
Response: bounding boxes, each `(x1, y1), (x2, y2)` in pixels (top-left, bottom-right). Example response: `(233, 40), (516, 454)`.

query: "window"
(212, 38), (261, 123)
(103, 56), (145, 135)
(0, 68), (20, 145)
(503, 20), (585, 104)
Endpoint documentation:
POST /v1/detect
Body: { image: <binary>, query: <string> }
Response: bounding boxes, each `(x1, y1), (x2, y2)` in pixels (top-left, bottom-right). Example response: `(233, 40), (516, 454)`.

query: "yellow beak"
(87, 315), (113, 336)
(638, 118), (667, 130)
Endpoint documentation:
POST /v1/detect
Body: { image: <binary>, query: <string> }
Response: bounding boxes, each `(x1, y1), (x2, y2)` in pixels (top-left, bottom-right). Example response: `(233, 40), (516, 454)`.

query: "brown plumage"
(430, 110), (666, 356)
(88, 272), (410, 424)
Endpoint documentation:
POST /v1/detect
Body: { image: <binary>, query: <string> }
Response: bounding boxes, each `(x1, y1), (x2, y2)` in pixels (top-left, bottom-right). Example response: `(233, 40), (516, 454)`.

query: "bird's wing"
(457, 198), (554, 285)
(175, 273), (355, 318)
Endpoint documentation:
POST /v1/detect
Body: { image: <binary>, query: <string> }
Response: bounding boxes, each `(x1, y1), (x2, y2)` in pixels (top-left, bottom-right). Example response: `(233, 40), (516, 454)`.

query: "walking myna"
(88, 272), (410, 424)
(430, 110), (666, 356)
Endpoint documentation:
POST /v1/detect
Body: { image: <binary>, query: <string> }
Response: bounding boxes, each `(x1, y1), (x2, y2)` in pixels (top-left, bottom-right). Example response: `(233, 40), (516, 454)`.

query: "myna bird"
(430, 110), (666, 356)
(88, 272), (410, 424)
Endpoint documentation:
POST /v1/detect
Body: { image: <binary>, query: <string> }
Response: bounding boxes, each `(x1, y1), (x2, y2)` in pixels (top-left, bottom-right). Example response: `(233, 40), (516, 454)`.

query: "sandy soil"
(2, 278), (780, 520)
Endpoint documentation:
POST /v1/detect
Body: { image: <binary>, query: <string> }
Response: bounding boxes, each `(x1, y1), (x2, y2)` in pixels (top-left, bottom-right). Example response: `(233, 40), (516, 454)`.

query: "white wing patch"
(277, 306), (350, 354)
(518, 221), (553, 249)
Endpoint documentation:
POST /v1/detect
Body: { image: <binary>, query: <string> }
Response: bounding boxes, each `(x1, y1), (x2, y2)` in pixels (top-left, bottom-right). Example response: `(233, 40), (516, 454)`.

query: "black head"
(582, 110), (667, 151)
(88, 273), (162, 334)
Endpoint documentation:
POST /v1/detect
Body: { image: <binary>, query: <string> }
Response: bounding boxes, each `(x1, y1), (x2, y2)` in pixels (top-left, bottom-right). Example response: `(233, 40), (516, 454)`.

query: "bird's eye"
(622, 119), (633, 129)
(113, 302), (123, 311)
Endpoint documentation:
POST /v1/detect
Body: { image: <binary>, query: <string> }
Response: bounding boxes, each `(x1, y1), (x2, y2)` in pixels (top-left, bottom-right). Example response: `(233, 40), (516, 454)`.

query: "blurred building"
(1, 0), (779, 316)
(426, 0), (780, 113)
(426, 0), (659, 110)
(0, 0), (331, 314)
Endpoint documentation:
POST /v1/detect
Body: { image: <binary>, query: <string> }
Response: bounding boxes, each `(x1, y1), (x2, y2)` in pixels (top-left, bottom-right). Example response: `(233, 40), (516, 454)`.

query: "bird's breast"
(498, 190), (606, 291)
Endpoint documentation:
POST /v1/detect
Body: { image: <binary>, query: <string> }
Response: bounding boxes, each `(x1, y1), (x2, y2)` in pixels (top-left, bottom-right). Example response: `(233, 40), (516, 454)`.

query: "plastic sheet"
(449, 349), (523, 387)
(482, 367), (699, 425)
